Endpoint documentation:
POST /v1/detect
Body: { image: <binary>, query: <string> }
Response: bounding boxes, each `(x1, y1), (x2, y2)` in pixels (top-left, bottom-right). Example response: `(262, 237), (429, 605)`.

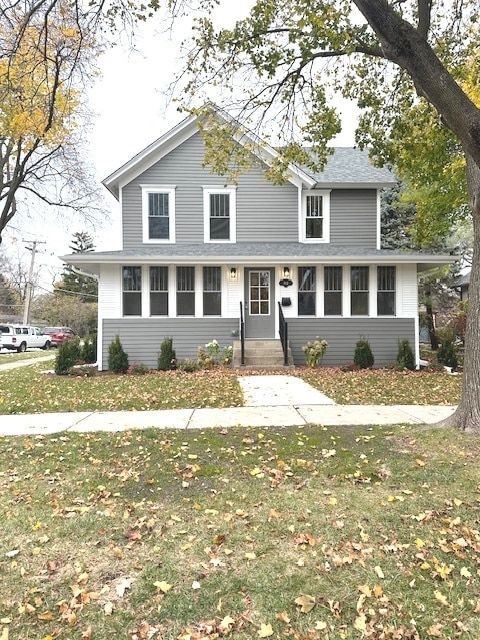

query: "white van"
(0, 324), (52, 352)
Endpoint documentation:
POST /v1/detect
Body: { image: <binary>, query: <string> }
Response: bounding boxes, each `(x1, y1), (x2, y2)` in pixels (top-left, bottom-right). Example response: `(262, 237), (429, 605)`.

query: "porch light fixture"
(280, 266), (293, 287)
(229, 267), (237, 281)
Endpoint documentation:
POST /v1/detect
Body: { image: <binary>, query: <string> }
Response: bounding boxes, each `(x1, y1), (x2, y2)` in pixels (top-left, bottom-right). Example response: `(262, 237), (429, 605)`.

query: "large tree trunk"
(352, 0), (480, 432)
(438, 156), (480, 431)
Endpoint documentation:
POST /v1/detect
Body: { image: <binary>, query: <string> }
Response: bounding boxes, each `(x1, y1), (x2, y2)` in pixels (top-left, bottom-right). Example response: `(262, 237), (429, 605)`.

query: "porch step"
(232, 340), (294, 369)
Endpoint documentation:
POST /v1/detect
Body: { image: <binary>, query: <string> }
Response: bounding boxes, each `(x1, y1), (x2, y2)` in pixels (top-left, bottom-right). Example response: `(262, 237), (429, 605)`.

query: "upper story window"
(142, 185), (176, 243)
(204, 187), (237, 243)
(301, 190), (330, 243)
(377, 266), (396, 315)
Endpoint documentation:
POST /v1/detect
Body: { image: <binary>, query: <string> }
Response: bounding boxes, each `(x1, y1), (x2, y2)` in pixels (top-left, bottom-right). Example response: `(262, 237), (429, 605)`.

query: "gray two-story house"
(63, 108), (450, 370)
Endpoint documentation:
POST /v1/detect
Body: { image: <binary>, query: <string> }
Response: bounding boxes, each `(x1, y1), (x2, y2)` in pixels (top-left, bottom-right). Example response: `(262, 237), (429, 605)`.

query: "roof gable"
(102, 107), (396, 199)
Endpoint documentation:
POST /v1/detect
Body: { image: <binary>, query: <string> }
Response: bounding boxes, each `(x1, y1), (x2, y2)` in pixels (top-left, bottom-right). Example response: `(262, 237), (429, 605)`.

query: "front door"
(244, 268), (275, 338)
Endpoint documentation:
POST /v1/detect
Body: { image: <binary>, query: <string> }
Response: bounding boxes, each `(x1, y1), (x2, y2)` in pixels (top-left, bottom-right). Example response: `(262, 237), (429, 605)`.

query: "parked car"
(42, 326), (76, 346)
(0, 324), (53, 352)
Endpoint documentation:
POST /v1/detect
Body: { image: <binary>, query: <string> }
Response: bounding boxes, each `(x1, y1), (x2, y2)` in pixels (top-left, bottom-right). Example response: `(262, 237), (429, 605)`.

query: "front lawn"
(0, 423), (479, 639)
(0, 364), (461, 414)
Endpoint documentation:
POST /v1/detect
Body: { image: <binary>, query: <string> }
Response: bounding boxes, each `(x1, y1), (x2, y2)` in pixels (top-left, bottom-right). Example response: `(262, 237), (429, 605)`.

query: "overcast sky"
(2, 6), (358, 293)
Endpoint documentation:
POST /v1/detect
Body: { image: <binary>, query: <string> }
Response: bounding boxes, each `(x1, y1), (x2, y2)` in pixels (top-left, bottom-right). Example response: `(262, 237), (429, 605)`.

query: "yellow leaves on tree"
(0, 25), (80, 148)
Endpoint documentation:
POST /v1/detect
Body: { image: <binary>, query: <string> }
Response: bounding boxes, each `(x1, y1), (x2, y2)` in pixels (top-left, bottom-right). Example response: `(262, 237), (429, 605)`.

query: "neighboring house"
(62, 108), (451, 370)
(453, 270), (470, 301)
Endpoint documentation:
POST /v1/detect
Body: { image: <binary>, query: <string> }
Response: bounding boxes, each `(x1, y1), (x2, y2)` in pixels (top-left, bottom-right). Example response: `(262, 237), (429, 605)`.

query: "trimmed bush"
(108, 335), (129, 373)
(158, 337), (176, 371)
(81, 335), (97, 364)
(396, 339), (415, 371)
(353, 338), (374, 369)
(437, 336), (458, 371)
(55, 338), (81, 375)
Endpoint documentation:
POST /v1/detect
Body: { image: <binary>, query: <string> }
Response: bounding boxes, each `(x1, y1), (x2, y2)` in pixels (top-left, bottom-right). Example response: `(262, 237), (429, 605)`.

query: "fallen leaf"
(191, 581), (201, 590)
(354, 614), (367, 632)
(257, 623), (273, 637)
(154, 581), (172, 593)
(104, 602), (114, 615)
(5, 550), (19, 558)
(434, 590), (449, 606)
(460, 567), (472, 578)
(276, 611), (290, 624)
(115, 577), (134, 597)
(219, 615), (235, 630)
(374, 565), (385, 579)
(294, 594), (316, 613)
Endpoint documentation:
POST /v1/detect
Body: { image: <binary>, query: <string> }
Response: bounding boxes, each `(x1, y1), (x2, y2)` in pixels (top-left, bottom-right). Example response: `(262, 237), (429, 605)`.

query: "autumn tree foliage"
(158, 0), (480, 433)
(0, 1), (103, 243)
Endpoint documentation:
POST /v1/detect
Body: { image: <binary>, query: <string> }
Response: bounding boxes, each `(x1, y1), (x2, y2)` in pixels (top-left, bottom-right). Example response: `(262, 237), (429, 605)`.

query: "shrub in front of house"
(81, 335), (97, 364)
(437, 333), (459, 371)
(54, 338), (82, 375)
(108, 335), (129, 374)
(396, 339), (415, 371)
(158, 337), (176, 371)
(353, 338), (374, 369)
(302, 337), (328, 368)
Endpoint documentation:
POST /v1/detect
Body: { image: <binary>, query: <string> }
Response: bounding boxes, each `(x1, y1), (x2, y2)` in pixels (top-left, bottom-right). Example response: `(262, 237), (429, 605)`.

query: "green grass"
(0, 362), (461, 414)
(0, 349), (55, 363)
(0, 424), (479, 639)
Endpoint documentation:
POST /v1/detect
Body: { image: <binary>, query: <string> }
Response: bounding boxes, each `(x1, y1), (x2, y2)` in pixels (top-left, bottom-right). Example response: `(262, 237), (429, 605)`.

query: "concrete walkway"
(0, 372), (456, 436)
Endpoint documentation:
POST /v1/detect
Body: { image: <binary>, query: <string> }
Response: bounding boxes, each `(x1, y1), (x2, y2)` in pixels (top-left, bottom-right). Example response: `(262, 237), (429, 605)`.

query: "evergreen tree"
(58, 232), (98, 302)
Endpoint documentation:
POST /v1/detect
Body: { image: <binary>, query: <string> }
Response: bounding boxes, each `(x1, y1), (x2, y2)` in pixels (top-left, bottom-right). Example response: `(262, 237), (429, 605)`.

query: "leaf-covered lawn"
(1, 424), (479, 639)
(0, 364), (461, 414)
(298, 367), (461, 405)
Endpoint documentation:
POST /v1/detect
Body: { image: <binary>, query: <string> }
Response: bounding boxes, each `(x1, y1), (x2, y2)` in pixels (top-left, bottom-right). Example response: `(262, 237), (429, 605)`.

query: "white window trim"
(300, 190), (331, 243)
(203, 186), (237, 243)
(141, 185), (176, 244)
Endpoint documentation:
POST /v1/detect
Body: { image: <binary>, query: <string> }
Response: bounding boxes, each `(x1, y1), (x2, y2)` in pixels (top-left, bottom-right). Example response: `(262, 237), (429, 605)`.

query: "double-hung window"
(150, 266), (168, 316)
(123, 266), (142, 316)
(351, 266), (369, 316)
(177, 267), (195, 316)
(377, 266), (396, 315)
(324, 266), (343, 315)
(203, 267), (221, 315)
(298, 266), (316, 315)
(302, 191), (330, 242)
(142, 186), (175, 242)
(203, 187), (236, 242)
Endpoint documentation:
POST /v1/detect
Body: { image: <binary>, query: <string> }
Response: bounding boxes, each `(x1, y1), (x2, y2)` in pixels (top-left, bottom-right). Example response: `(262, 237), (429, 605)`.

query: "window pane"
(210, 217), (230, 240)
(177, 293), (195, 316)
(324, 267), (342, 315)
(150, 266), (168, 292)
(150, 292), (168, 316)
(298, 267), (316, 315)
(203, 267), (221, 315)
(123, 293), (141, 316)
(123, 266), (141, 292)
(149, 216), (169, 239)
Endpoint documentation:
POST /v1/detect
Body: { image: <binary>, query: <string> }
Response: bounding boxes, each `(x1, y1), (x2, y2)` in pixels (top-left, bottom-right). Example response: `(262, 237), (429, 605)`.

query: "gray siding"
(288, 318), (415, 367)
(330, 190), (377, 248)
(122, 133), (298, 249)
(102, 318), (237, 369)
(103, 317), (415, 369)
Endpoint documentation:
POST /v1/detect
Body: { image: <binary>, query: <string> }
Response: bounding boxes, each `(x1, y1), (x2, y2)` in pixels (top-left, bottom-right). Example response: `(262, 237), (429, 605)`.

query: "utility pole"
(23, 239), (45, 324)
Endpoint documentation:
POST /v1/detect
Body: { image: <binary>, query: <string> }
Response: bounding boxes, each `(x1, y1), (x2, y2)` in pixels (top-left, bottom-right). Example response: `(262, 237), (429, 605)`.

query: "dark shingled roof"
(301, 147), (395, 185)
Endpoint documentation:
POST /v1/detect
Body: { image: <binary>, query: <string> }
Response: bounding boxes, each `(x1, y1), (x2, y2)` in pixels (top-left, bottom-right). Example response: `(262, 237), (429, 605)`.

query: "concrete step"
(232, 340), (294, 368)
